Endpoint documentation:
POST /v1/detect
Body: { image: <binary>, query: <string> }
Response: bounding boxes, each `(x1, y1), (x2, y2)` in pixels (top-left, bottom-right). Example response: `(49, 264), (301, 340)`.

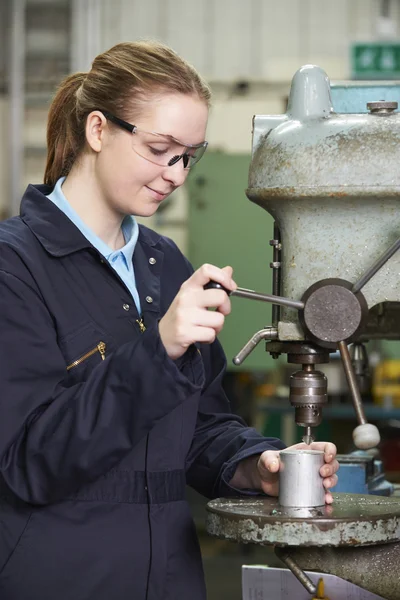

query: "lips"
(145, 186), (171, 201)
(148, 187), (169, 195)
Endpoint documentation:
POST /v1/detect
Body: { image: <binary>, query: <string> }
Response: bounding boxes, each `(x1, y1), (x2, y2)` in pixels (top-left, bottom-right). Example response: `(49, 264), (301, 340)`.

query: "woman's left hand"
(257, 441), (339, 504)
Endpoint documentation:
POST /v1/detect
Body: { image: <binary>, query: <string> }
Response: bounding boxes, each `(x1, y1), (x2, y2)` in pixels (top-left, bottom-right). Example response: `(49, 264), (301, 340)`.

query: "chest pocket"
(59, 322), (115, 383)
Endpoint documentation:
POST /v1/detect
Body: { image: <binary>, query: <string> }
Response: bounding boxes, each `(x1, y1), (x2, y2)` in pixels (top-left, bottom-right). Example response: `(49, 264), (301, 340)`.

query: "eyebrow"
(143, 130), (206, 146)
(103, 111), (206, 147)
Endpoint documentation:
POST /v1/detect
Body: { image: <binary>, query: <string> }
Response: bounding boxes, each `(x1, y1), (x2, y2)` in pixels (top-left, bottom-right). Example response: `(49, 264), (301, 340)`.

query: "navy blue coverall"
(0, 184), (285, 600)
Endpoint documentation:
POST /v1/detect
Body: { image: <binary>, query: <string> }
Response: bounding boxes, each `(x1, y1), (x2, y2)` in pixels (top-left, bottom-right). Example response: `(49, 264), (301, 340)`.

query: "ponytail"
(44, 72), (87, 187)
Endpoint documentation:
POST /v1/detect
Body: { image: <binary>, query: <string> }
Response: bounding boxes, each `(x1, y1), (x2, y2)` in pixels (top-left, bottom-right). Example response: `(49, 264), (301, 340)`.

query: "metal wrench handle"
(204, 281), (304, 311)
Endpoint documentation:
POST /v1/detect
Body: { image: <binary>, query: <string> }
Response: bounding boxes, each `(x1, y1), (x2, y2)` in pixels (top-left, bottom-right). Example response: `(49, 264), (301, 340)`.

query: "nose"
(162, 157), (188, 187)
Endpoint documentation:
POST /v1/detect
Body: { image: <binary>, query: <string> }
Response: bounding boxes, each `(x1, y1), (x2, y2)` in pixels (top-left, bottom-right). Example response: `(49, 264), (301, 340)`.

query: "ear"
(85, 111), (108, 153)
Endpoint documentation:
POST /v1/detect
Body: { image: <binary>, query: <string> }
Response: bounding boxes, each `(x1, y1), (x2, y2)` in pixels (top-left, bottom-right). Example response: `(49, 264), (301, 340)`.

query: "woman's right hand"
(158, 264), (237, 360)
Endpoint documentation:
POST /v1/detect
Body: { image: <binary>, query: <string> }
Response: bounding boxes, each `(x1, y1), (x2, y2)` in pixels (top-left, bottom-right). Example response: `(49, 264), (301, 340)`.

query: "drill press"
(205, 65), (400, 599)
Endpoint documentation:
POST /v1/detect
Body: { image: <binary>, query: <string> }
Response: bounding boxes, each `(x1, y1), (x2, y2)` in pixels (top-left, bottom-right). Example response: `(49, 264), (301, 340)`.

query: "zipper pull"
(136, 318), (146, 333)
(98, 341), (106, 360)
(67, 341), (107, 371)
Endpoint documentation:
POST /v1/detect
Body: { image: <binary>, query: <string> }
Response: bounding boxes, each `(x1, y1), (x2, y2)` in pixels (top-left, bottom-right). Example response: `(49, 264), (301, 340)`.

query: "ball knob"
(352, 423), (381, 450)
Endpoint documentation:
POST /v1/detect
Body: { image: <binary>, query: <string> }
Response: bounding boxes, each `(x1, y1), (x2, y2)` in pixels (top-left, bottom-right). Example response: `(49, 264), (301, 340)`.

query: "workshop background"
(2, 1), (400, 598)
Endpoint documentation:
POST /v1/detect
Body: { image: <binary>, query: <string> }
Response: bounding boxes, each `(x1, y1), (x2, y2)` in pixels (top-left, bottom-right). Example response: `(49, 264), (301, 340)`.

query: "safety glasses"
(102, 111), (208, 169)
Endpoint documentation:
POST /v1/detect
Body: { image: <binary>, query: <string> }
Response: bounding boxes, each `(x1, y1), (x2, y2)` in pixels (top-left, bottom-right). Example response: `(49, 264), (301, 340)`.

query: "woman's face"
(92, 93), (208, 218)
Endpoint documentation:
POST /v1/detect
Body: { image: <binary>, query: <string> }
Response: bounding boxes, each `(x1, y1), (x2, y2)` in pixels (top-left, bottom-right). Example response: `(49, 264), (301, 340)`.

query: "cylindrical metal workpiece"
(279, 449), (325, 507)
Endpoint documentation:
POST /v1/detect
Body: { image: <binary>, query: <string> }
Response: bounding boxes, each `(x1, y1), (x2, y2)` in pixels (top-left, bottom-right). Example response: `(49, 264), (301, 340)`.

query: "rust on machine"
(206, 494), (400, 547)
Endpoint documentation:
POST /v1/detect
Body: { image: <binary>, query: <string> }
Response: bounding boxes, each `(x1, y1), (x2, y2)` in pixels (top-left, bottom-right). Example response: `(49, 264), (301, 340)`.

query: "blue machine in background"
(331, 80), (400, 113)
(335, 452), (394, 496)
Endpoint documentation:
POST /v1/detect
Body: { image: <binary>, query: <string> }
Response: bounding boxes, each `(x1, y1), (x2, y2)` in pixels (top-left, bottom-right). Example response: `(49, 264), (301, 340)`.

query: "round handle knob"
(352, 423), (381, 450)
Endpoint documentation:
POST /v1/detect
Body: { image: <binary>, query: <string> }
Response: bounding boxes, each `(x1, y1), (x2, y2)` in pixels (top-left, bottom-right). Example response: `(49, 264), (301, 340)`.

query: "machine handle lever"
(275, 548), (317, 595)
(338, 340), (381, 450)
(232, 327), (278, 366)
(204, 281), (304, 311)
(352, 236), (400, 294)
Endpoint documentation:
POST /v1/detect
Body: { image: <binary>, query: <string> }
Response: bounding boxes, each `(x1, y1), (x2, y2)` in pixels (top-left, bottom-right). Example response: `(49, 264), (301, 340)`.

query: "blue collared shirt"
(47, 177), (141, 314)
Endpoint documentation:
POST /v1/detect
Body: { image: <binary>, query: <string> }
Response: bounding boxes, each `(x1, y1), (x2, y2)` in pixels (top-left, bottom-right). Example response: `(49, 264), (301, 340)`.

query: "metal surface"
(331, 81), (400, 114)
(352, 237), (400, 295)
(270, 223), (282, 325)
(367, 101), (398, 113)
(302, 426), (313, 445)
(202, 66), (400, 599)
(361, 302), (400, 340)
(338, 341), (380, 449)
(279, 450), (325, 508)
(335, 453), (394, 496)
(232, 327), (278, 366)
(230, 287), (304, 311)
(300, 279), (369, 347)
(267, 341), (331, 365)
(247, 65), (400, 340)
(338, 341), (367, 425)
(349, 342), (370, 395)
(274, 547), (317, 595)
(204, 282), (304, 310)
(286, 543), (400, 600)
(206, 494), (400, 547)
(289, 365), (327, 430)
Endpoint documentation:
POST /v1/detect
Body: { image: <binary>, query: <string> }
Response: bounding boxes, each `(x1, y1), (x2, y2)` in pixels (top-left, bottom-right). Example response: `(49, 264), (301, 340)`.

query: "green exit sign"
(352, 43), (400, 79)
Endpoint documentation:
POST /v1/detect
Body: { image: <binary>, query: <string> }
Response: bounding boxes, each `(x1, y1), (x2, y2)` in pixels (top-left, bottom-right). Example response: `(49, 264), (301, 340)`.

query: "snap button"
(145, 296), (153, 304)
(123, 303), (130, 311)
(149, 257), (156, 265)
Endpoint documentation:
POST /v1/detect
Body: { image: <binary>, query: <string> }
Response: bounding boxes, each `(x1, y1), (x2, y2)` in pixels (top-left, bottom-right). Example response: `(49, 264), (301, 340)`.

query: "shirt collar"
(19, 183), (159, 258)
(47, 177), (139, 269)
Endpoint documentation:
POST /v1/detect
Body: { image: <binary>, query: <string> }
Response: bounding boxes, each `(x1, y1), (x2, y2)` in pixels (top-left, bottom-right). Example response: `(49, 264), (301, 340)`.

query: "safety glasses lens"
(132, 130), (207, 168)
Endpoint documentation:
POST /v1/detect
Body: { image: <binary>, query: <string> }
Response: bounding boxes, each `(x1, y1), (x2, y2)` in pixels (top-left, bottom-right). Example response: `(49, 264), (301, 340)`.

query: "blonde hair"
(44, 41), (211, 186)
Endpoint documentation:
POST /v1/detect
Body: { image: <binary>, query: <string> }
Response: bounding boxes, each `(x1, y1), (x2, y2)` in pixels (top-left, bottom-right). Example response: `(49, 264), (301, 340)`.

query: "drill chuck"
(290, 366), (328, 428)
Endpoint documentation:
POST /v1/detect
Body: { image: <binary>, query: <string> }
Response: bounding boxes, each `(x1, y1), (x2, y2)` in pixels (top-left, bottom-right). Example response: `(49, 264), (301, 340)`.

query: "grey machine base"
(206, 494), (400, 599)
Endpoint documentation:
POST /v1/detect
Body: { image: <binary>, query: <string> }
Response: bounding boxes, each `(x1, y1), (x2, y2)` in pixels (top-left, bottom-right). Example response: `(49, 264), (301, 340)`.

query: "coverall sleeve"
(0, 269), (203, 505)
(185, 336), (286, 499)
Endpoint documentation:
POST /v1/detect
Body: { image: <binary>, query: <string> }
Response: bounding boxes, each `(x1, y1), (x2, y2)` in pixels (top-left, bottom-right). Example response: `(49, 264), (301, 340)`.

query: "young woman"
(0, 41), (338, 599)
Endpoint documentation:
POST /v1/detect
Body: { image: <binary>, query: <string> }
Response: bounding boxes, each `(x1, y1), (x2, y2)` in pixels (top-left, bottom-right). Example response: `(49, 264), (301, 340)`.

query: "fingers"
(189, 263), (237, 292)
(158, 264), (236, 359)
(188, 264), (235, 315)
(198, 289), (232, 314)
(322, 473), (338, 490)
(191, 309), (225, 335)
(221, 265), (234, 280)
(258, 451), (280, 497)
(309, 441), (337, 462)
(325, 491), (334, 505)
(320, 459), (339, 479)
(189, 327), (218, 344)
(258, 450), (281, 474)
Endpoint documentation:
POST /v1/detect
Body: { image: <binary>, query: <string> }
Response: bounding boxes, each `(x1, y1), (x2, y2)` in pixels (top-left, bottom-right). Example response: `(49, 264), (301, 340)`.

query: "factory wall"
(72, 0), (395, 82)
(2, 0), (399, 216)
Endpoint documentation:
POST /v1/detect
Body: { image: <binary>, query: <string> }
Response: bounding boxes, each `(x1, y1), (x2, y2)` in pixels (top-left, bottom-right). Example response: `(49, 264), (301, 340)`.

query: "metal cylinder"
(279, 449), (325, 507)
